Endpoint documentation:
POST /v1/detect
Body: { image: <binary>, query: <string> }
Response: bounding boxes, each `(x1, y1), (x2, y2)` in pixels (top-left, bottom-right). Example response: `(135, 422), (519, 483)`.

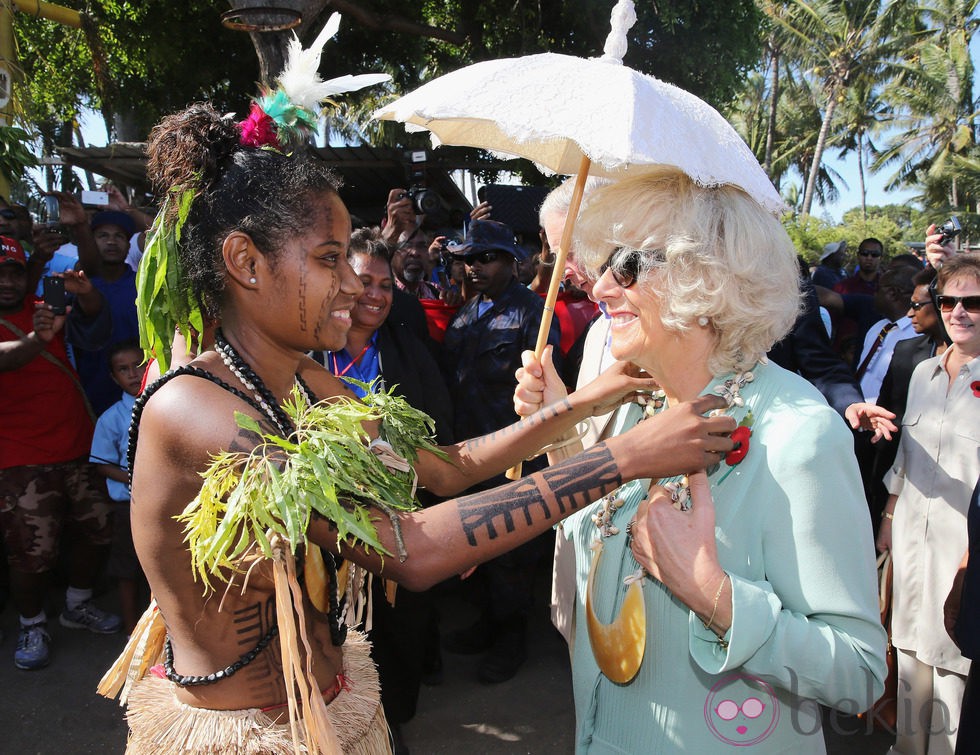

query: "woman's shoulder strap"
(126, 364), (265, 481)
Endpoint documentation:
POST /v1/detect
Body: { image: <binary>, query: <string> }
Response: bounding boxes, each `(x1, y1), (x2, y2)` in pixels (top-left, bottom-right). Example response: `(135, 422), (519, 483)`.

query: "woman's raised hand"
(514, 345), (662, 419)
(513, 345), (567, 417)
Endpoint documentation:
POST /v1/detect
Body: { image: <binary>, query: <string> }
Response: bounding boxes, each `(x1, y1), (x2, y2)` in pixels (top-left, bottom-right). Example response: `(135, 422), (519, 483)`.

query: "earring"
(697, 316), (709, 327)
(248, 277), (257, 284)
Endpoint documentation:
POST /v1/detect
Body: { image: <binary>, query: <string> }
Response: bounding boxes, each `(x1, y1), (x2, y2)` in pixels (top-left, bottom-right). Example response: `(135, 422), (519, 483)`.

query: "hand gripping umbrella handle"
(506, 158), (592, 480)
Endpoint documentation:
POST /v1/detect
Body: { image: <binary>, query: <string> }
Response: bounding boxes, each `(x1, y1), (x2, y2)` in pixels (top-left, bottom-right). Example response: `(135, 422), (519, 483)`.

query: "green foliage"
(782, 212), (835, 263)
(0, 126), (38, 185)
(336, 0), (764, 157)
(785, 203), (937, 263)
(14, 1), (258, 139)
(135, 187), (202, 372)
(180, 384), (445, 590)
(835, 208), (905, 256)
(326, 0), (762, 109)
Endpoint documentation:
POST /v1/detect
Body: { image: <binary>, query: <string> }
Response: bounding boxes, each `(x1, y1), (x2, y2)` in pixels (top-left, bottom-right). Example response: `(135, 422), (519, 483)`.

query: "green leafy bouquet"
(178, 380), (445, 589)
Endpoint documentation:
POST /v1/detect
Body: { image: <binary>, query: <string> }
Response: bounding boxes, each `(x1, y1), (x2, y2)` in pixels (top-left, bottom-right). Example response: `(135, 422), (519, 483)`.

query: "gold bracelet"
(882, 511), (894, 520)
(701, 572), (730, 632)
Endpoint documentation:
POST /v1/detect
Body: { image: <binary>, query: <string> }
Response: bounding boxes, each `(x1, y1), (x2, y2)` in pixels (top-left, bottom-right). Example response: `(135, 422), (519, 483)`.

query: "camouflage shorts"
(0, 458), (113, 573)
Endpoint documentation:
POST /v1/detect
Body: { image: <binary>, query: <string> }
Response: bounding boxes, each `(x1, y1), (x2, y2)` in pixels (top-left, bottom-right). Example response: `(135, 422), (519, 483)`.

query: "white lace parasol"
(374, 0), (783, 215)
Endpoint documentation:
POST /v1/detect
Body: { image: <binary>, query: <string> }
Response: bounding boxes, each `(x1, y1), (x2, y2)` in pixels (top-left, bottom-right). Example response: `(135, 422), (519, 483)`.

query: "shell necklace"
(585, 371), (754, 684)
(214, 329), (313, 436)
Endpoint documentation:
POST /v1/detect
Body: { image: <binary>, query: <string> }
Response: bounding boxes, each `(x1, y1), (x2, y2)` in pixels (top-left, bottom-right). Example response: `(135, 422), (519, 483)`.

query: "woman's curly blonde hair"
(574, 168), (801, 375)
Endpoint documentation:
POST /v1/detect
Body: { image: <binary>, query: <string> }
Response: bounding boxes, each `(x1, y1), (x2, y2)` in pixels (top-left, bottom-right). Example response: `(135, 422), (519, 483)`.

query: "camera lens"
(415, 189), (441, 215)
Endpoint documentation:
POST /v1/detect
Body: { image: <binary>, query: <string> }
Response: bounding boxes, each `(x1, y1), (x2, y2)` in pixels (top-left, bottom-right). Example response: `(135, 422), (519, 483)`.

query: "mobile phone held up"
(42, 195), (60, 223)
(80, 190), (109, 207)
(42, 275), (67, 315)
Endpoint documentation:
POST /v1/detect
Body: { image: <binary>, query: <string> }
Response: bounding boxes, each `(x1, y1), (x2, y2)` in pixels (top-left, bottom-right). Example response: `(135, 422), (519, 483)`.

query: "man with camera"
(0, 236), (120, 671)
(381, 188), (442, 299)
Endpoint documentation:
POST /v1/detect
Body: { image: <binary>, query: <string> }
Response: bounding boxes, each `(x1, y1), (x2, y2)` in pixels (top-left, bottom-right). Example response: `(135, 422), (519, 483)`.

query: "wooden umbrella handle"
(506, 158), (592, 480)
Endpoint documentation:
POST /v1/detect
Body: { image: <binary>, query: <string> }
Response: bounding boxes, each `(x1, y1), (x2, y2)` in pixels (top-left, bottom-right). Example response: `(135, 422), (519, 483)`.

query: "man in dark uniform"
(441, 219), (561, 683)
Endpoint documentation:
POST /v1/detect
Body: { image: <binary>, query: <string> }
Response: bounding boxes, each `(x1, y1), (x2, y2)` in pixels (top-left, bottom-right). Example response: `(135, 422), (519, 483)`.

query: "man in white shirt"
(856, 265), (920, 402)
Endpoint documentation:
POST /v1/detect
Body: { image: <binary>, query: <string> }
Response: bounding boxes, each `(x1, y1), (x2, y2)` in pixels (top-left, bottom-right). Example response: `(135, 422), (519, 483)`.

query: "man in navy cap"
(440, 219), (561, 683)
(75, 211), (140, 414)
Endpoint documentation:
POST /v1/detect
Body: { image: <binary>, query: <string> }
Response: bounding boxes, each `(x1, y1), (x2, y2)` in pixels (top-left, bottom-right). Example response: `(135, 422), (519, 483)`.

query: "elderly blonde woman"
(517, 168), (887, 752)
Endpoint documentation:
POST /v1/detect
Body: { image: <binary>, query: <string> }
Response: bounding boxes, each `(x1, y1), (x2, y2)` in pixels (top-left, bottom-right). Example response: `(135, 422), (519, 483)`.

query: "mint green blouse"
(564, 361), (887, 753)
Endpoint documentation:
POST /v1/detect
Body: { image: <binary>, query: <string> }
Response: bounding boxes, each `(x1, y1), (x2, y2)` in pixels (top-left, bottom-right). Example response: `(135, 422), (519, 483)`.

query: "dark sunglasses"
(454, 251), (501, 266)
(598, 247), (648, 288)
(908, 299), (933, 312)
(936, 294), (980, 313)
(858, 250), (882, 258)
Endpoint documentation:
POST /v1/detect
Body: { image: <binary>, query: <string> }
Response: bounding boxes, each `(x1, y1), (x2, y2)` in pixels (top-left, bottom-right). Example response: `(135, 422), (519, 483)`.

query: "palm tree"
(873, 1), (978, 207)
(764, 0), (920, 217)
(728, 55), (832, 199)
(835, 73), (892, 220)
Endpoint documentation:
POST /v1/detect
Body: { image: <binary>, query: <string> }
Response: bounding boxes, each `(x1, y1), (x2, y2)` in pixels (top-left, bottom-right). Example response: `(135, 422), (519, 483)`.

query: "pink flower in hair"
(238, 103), (281, 149)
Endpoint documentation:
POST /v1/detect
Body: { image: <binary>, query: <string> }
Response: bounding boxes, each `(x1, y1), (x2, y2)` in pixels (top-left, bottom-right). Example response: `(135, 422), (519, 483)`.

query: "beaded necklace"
(213, 329), (314, 435)
(585, 371), (754, 683)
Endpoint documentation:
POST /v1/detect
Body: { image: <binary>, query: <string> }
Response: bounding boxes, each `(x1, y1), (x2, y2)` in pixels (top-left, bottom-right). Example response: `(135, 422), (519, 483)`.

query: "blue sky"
(812, 152), (919, 224)
(813, 30), (980, 223)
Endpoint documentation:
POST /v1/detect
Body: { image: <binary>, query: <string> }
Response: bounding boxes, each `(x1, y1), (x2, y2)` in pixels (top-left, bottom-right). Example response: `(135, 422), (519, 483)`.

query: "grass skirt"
(123, 630), (390, 754)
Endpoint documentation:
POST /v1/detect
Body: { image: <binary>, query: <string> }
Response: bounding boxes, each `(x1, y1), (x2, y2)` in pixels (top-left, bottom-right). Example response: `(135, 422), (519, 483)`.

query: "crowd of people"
(0, 112), (978, 755)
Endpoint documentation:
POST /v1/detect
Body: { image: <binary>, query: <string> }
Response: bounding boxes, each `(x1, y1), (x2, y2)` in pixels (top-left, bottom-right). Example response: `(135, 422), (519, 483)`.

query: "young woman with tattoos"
(115, 103), (736, 754)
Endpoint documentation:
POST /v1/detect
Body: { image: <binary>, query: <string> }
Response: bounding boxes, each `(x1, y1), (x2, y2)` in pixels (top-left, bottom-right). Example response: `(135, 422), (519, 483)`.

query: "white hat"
(820, 240), (846, 262)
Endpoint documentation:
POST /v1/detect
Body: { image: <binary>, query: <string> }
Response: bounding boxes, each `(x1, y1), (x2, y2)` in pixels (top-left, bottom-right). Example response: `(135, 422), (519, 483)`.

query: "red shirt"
(834, 273), (879, 296)
(0, 298), (95, 468)
(537, 290), (599, 355)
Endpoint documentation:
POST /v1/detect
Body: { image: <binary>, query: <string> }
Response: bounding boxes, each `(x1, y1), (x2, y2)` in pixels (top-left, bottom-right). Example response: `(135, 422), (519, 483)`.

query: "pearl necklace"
(214, 330), (312, 436)
(585, 370), (754, 683)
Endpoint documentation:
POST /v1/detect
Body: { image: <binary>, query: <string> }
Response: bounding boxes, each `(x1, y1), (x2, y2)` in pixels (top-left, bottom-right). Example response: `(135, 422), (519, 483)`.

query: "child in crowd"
(89, 340), (145, 634)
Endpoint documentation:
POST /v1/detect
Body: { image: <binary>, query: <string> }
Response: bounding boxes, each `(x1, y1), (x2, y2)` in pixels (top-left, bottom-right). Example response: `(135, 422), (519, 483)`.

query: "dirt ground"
(0, 563), (893, 754)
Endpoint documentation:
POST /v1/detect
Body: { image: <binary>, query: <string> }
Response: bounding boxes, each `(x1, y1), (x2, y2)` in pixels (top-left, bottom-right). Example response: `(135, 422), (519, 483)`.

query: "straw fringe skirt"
(124, 631), (390, 754)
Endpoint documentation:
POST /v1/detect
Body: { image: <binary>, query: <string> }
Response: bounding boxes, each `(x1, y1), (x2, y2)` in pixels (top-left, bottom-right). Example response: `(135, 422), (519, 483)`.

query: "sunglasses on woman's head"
(936, 294), (980, 313)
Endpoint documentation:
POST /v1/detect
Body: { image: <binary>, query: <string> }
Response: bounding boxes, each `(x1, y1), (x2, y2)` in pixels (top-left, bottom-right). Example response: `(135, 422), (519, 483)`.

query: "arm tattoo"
(464, 398), (574, 450)
(227, 425), (265, 454)
(457, 444), (621, 546)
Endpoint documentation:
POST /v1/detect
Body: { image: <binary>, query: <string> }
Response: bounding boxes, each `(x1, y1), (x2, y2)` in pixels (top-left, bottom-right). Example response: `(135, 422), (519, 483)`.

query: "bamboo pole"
(12, 0), (82, 28)
(505, 154), (592, 480)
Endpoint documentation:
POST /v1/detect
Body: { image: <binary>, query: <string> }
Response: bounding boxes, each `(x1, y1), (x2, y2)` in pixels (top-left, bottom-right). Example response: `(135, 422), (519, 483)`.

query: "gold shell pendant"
(585, 541), (646, 683)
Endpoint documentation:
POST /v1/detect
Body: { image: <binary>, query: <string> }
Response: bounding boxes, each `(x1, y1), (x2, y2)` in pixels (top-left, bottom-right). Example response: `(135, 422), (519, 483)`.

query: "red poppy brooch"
(716, 411), (754, 484)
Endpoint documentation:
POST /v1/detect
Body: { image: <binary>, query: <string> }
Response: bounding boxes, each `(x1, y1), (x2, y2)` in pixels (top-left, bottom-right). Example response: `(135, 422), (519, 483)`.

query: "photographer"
(380, 188), (439, 299)
(0, 237), (120, 671)
(380, 187), (420, 249)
